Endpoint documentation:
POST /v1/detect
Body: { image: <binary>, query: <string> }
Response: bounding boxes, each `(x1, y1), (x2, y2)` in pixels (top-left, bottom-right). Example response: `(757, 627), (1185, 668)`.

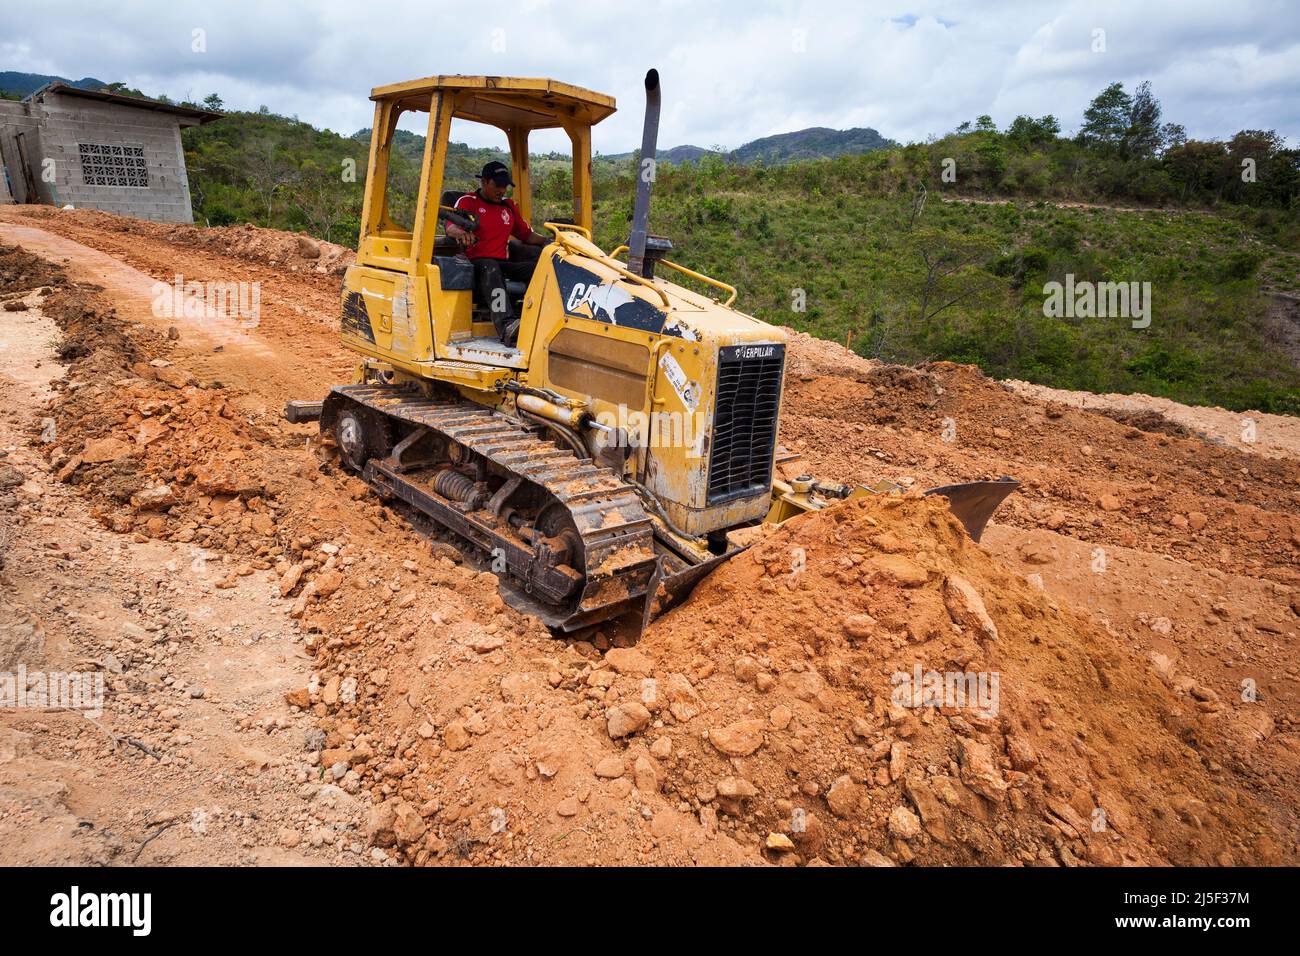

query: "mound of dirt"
(0, 242), (68, 295)
(7, 207), (354, 276)
(783, 359), (1300, 581)
(28, 266), (334, 584)
(296, 491), (1283, 867)
(171, 222), (354, 276)
(1092, 407), (1196, 440)
(629, 493), (1280, 866)
(1004, 377), (1300, 465)
(783, 329), (880, 381)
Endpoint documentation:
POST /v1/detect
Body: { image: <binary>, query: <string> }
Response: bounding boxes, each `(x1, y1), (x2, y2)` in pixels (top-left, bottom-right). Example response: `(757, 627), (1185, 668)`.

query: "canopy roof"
(370, 75), (616, 130)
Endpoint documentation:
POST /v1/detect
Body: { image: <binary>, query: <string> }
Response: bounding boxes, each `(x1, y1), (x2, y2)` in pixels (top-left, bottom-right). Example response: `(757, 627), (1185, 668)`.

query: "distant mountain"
(600, 144), (719, 164)
(350, 128), (508, 181)
(656, 144), (717, 164)
(0, 71), (108, 97)
(601, 127), (896, 166)
(731, 126), (896, 164)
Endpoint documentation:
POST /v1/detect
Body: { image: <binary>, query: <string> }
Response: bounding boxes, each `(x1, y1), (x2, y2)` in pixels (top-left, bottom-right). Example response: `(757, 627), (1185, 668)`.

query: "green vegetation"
(182, 109), (372, 243)
(588, 155), (1299, 414)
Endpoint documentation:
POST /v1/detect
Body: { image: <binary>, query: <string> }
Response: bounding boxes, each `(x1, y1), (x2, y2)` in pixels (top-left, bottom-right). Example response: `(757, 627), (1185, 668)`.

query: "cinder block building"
(0, 82), (220, 223)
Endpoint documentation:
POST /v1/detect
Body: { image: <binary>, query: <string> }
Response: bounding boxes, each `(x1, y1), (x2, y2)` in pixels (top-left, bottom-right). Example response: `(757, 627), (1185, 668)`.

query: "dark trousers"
(472, 245), (538, 340)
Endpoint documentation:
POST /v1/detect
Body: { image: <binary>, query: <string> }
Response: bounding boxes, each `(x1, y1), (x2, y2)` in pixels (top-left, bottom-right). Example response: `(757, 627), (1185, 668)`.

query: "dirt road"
(2, 206), (1296, 866)
(0, 257), (345, 865)
(0, 214), (351, 412)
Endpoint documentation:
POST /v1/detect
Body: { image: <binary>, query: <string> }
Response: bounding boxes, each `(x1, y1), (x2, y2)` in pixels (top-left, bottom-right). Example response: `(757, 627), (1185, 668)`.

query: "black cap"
(476, 160), (514, 186)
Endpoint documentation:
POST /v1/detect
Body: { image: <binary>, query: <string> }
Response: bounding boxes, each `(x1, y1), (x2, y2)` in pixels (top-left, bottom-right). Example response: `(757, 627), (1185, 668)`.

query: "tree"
(975, 136), (1007, 185)
(1081, 81), (1176, 159)
(1224, 129), (1297, 206)
(245, 139), (299, 226)
(1079, 82), (1132, 150)
(907, 226), (998, 333)
(296, 169), (359, 244)
(1006, 114), (1060, 146)
(103, 81), (147, 99)
(1162, 139), (1227, 202)
(203, 92), (224, 111)
(906, 182), (927, 231)
(1160, 122), (1186, 152)
(1124, 81), (1163, 159)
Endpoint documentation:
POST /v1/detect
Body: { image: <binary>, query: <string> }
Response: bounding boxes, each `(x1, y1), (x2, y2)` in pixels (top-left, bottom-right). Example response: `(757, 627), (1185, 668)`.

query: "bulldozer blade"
(923, 477), (1019, 543)
(641, 550), (742, 631)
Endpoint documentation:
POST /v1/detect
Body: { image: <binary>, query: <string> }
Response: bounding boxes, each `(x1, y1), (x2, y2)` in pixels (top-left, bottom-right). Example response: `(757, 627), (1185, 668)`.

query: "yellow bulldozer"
(286, 70), (1016, 631)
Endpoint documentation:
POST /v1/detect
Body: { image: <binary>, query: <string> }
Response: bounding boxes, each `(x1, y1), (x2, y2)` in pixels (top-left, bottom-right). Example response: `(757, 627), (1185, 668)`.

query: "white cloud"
(4, 0), (1297, 150)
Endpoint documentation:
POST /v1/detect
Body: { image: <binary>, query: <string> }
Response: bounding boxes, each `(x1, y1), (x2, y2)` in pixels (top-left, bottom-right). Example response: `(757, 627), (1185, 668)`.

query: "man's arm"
(447, 196), (476, 247)
(446, 222), (473, 246)
(509, 201), (550, 247)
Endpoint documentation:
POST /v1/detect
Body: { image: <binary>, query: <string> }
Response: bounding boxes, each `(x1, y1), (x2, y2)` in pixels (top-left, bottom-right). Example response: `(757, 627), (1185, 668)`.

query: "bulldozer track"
(325, 383), (658, 630)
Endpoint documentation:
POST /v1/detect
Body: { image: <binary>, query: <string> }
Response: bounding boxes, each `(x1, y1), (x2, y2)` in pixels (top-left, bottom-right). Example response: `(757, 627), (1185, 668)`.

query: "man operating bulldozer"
(304, 70), (1019, 634)
(445, 160), (551, 345)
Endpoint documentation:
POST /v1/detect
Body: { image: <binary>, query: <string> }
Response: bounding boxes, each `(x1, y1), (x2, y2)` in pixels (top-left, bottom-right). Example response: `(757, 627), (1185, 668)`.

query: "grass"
(580, 170), (1299, 414)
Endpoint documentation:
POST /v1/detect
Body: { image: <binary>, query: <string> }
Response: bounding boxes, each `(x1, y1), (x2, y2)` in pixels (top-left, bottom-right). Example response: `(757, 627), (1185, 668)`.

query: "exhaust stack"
(626, 69), (660, 277)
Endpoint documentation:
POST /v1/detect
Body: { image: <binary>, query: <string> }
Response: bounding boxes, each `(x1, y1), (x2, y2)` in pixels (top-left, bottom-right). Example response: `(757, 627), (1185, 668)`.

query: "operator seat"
(433, 188), (529, 310)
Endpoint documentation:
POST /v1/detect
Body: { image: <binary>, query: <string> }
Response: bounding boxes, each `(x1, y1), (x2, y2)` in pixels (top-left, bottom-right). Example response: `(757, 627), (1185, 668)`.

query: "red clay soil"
(1, 206), (1296, 866)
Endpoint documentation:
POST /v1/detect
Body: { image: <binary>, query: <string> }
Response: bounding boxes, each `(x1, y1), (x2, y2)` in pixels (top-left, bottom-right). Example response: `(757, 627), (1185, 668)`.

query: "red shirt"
(454, 191), (531, 260)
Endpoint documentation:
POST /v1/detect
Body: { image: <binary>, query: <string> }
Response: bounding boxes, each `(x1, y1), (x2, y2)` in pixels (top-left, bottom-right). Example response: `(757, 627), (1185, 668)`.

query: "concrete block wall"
(29, 92), (196, 223)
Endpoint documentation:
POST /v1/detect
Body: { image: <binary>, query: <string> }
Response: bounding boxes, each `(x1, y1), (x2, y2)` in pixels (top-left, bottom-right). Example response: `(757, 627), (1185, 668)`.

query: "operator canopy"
(369, 75), (616, 129)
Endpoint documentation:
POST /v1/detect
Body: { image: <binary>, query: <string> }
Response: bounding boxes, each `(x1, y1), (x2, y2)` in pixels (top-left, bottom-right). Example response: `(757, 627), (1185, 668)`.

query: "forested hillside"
(5, 74), (1295, 411)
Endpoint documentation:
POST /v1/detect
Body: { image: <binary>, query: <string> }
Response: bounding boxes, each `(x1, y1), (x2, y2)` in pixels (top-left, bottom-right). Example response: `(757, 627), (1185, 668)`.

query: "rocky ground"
(0, 205), (1296, 867)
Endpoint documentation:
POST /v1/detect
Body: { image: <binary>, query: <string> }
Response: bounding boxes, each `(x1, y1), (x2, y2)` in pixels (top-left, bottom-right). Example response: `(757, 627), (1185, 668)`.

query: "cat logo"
(565, 279), (634, 317)
(552, 257), (677, 335)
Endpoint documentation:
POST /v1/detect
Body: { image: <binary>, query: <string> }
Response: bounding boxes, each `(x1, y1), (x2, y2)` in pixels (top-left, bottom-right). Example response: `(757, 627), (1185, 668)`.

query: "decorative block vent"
(78, 143), (148, 187)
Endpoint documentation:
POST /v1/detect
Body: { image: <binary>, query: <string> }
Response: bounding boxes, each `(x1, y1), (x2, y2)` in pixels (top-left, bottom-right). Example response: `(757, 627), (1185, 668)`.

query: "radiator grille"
(707, 343), (785, 504)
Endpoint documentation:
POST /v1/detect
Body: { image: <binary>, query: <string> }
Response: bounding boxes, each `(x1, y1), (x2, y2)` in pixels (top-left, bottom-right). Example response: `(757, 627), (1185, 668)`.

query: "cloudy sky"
(4, 0), (1298, 153)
